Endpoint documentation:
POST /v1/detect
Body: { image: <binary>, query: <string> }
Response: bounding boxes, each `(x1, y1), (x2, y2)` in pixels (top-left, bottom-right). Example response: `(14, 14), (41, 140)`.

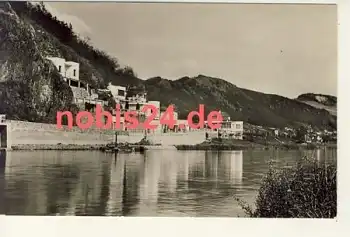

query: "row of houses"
(244, 124), (336, 144)
(46, 56), (244, 139)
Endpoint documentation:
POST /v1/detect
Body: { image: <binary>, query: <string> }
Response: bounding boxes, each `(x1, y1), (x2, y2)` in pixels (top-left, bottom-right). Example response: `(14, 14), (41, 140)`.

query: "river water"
(1, 148), (336, 217)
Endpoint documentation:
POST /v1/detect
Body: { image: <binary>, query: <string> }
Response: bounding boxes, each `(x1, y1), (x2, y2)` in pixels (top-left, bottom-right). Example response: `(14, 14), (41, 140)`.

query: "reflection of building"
(203, 151), (243, 185)
(205, 152), (219, 179)
(160, 156), (178, 193)
(225, 151), (243, 184)
(106, 157), (125, 215)
(177, 152), (190, 182)
(138, 156), (161, 215)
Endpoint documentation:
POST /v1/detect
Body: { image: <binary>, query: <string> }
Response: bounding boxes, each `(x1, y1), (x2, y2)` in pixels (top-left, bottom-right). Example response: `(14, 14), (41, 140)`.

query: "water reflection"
(4, 148), (336, 217)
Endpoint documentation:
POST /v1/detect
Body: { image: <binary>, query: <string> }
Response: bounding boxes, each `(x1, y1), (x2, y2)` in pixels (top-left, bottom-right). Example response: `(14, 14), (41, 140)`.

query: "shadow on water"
(4, 148), (337, 217)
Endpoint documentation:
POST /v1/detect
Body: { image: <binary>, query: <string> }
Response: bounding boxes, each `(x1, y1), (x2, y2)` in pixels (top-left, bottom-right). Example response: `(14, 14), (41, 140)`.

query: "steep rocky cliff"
(0, 1), (136, 122)
(0, 2), (78, 123)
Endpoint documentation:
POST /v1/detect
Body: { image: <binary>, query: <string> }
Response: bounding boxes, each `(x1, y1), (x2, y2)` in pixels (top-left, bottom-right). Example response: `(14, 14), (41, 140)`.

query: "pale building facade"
(107, 83), (127, 103)
(225, 121), (244, 140)
(46, 57), (80, 85)
(147, 101), (161, 119)
(205, 116), (244, 140)
(46, 56), (108, 108)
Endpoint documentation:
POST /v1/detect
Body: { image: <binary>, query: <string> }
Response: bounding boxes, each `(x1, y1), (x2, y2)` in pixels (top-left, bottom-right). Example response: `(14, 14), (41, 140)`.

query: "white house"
(46, 57), (87, 93)
(46, 57), (66, 77)
(107, 83), (127, 103)
(64, 61), (80, 82)
(46, 56), (111, 109)
(146, 101), (161, 119)
(205, 115), (244, 139)
(228, 121), (244, 139)
(0, 114), (5, 124)
(46, 57), (80, 84)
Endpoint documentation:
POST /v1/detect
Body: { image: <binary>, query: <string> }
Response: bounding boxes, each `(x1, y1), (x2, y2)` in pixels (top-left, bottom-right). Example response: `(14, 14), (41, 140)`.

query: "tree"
(122, 66), (136, 77)
(295, 126), (307, 143)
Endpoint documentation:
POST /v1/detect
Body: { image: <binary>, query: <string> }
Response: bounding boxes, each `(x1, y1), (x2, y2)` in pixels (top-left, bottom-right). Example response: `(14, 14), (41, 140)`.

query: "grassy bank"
(236, 158), (337, 218)
(175, 138), (337, 151)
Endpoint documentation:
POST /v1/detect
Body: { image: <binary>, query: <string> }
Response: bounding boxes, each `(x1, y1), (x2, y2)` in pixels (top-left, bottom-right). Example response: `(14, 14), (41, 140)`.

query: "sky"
(43, 2), (337, 98)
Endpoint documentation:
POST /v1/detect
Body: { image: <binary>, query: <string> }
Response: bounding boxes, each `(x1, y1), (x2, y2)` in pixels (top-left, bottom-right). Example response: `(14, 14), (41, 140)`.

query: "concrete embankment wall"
(8, 120), (142, 146)
(8, 120), (206, 147)
(146, 131), (206, 146)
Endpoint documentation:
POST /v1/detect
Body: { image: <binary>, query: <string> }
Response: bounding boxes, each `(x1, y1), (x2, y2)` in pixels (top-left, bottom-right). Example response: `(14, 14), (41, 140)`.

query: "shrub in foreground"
(237, 158), (337, 218)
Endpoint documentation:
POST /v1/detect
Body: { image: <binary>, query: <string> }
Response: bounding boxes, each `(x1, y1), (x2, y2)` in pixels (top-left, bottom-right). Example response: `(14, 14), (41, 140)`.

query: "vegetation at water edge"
(236, 157), (337, 218)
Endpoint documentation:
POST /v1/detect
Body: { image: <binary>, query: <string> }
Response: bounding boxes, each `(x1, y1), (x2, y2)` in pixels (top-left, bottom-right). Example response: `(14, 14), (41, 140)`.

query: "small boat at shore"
(100, 143), (146, 154)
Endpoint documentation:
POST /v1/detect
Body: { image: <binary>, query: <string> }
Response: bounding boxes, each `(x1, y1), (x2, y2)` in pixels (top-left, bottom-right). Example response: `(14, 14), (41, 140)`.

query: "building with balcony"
(204, 111), (243, 140)
(126, 86), (147, 103)
(46, 56), (107, 109)
(46, 57), (81, 86)
(107, 83), (127, 104)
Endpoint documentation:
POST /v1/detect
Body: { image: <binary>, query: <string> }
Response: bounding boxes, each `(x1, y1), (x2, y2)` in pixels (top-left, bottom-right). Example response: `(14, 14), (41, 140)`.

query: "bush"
(236, 158), (337, 218)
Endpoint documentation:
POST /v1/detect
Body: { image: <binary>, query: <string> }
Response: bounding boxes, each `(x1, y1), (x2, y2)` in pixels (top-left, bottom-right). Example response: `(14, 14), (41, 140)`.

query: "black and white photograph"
(0, 1), (337, 218)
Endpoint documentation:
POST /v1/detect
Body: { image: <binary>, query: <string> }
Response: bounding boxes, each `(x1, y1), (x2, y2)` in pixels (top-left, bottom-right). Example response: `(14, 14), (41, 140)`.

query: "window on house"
(236, 124), (241, 129)
(58, 65), (62, 72)
(118, 90), (125, 96)
(73, 69), (76, 77)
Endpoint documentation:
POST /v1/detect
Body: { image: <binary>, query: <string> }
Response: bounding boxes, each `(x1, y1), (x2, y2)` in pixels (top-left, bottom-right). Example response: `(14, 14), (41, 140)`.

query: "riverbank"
(9, 140), (336, 151)
(175, 138), (337, 151)
(6, 120), (206, 150)
(236, 157), (337, 218)
(11, 144), (104, 151)
(10, 142), (171, 151)
(5, 120), (336, 151)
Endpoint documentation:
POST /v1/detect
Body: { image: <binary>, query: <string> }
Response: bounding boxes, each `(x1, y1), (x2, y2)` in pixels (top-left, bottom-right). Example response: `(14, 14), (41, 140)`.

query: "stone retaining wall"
(146, 131), (206, 145)
(8, 120), (142, 146)
(7, 120), (206, 147)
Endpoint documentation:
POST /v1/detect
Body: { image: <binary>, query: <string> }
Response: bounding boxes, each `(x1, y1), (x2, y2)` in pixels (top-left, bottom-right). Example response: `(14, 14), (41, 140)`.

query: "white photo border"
(3, 0), (349, 236)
